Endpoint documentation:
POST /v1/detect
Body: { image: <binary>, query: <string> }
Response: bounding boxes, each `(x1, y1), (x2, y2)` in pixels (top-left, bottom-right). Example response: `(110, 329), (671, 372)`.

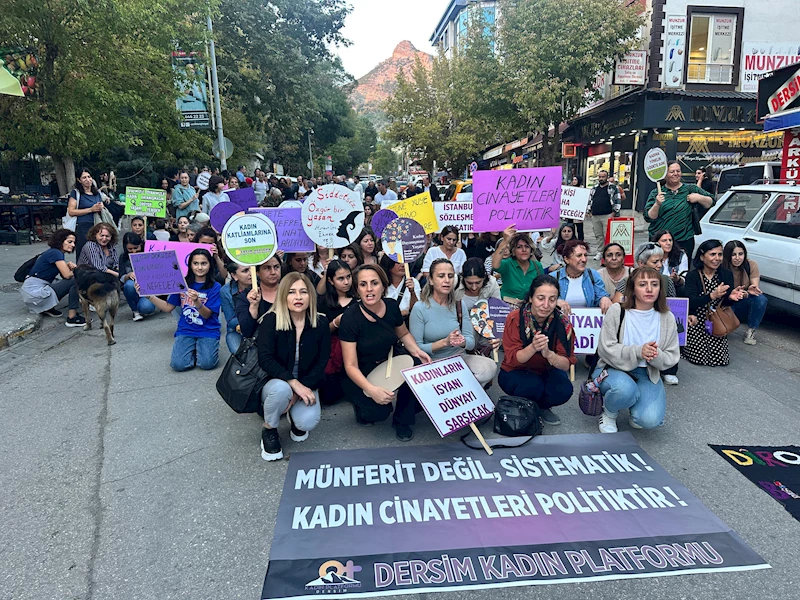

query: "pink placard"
(144, 240), (215, 276)
(472, 167), (562, 232)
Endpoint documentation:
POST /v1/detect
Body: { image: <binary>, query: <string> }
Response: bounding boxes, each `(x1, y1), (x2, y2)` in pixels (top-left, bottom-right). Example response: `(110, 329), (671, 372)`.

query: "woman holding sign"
(644, 162), (713, 261)
(491, 226), (545, 306)
(422, 226), (467, 277)
(410, 259), (497, 388)
(339, 265), (431, 441)
(499, 275), (576, 426)
(256, 273), (329, 462)
(142, 248), (222, 372)
(593, 267), (680, 433)
(119, 233), (156, 321)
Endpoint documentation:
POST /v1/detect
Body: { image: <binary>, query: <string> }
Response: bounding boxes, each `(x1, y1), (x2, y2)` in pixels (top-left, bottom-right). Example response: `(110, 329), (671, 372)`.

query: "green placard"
(125, 187), (168, 218)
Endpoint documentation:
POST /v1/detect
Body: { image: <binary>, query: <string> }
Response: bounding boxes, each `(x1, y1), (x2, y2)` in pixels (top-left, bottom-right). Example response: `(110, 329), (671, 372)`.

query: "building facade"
(430, 0), (498, 60)
(563, 0), (800, 209)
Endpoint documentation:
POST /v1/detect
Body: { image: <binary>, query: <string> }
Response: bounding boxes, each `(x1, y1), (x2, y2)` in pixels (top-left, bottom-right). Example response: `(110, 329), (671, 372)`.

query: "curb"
(0, 314), (42, 350)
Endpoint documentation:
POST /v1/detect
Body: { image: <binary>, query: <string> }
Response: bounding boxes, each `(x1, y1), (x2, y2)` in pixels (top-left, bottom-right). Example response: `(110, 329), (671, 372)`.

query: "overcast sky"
(337, 0), (452, 79)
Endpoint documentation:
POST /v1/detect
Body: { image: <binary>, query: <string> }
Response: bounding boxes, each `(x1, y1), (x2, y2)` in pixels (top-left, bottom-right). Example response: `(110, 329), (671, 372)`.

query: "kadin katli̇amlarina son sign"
(261, 433), (768, 599)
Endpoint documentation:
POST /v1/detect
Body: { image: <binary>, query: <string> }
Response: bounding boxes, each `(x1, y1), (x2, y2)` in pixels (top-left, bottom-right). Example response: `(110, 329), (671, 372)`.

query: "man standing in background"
(587, 170), (620, 260)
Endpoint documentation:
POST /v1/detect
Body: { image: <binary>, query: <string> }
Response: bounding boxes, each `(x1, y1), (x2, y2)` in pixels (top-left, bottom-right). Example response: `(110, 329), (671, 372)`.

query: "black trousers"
(342, 374), (420, 426)
(677, 238), (695, 263)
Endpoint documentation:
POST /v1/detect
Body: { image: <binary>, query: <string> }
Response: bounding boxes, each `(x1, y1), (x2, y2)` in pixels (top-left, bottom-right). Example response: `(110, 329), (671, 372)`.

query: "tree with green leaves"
(498, 0), (643, 165)
(0, 0), (210, 193)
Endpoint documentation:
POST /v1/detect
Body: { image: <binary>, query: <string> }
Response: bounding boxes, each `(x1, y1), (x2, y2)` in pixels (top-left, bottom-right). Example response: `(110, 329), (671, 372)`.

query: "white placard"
(664, 15), (687, 88)
(614, 50), (647, 86)
(301, 184), (364, 249)
(434, 198), (473, 232)
(560, 185), (591, 221)
(196, 172), (211, 191)
(402, 356), (494, 437)
(741, 42), (800, 93)
(568, 308), (604, 354)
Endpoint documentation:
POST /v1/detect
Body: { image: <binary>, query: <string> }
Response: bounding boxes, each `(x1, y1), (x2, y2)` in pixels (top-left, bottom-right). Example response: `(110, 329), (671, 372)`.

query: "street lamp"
(307, 129), (314, 178)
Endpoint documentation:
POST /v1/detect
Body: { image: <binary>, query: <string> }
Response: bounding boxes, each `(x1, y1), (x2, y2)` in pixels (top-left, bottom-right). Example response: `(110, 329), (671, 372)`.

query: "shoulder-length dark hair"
(555, 222), (576, 249)
(460, 257), (490, 291)
(121, 232), (143, 265)
(723, 240), (749, 273)
(622, 267), (668, 312)
(355, 227), (379, 257)
(185, 248), (216, 290)
(74, 168), (99, 195)
(324, 259), (355, 308)
(352, 264), (389, 297)
(523, 274), (561, 304)
(693, 239), (723, 270)
(650, 229), (684, 269)
(49, 228), (76, 249)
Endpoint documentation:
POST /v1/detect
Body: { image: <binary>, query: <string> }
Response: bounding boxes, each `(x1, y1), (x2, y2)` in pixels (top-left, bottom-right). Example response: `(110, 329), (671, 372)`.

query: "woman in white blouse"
(422, 226), (467, 278)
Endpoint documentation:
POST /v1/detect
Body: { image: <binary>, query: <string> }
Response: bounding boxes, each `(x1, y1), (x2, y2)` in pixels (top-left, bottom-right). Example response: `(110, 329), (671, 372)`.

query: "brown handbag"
(703, 276), (740, 337)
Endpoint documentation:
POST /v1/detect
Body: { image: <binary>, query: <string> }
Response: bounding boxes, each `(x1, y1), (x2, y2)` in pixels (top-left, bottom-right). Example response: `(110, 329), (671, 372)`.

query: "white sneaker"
(594, 252), (603, 261)
(743, 328), (757, 345)
(132, 311), (144, 322)
(599, 409), (618, 434)
(628, 416), (643, 430)
(663, 374), (679, 385)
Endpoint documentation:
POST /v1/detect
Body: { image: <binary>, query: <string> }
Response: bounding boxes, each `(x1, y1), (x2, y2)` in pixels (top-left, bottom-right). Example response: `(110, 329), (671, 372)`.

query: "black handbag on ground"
(493, 395), (544, 438)
(216, 316), (270, 414)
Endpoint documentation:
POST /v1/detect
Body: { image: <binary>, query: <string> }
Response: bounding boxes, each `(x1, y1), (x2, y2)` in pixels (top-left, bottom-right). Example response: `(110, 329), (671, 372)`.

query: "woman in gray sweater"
(410, 258), (497, 387)
(592, 266), (680, 434)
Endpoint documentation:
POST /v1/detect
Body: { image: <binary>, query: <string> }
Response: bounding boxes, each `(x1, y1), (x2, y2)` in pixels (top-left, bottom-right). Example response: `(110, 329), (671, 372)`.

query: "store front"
(565, 90), (765, 210)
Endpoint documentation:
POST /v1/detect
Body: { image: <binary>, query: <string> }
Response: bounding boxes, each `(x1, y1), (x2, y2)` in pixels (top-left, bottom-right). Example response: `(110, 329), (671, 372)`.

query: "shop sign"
(758, 61), (800, 122)
(768, 66), (800, 116)
(664, 16), (687, 88)
(503, 138), (529, 153)
(483, 145), (504, 160)
(741, 42), (800, 93)
(614, 50), (647, 86)
(655, 101), (757, 127)
(578, 111), (635, 140)
(781, 128), (800, 182)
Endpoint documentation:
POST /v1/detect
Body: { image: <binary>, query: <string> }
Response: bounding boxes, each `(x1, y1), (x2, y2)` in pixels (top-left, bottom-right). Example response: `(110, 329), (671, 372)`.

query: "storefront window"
(688, 14), (737, 84)
(586, 153), (611, 188)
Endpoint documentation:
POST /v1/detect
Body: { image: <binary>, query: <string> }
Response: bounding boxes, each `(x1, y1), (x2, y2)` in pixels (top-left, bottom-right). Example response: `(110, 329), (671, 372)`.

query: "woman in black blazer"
(682, 239), (745, 366)
(256, 272), (330, 461)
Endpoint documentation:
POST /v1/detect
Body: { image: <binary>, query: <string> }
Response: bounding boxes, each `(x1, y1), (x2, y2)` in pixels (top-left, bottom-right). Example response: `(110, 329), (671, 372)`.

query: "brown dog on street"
(74, 265), (120, 345)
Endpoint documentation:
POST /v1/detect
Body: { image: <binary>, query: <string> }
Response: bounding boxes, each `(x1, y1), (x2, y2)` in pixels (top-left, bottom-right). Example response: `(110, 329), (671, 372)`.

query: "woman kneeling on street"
(499, 275), (576, 426)
(256, 273), (330, 461)
(594, 267), (680, 433)
(339, 265), (431, 441)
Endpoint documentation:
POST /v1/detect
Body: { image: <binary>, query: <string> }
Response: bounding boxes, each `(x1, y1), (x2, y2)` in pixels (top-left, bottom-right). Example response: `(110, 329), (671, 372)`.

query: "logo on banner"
(665, 105), (686, 122)
(305, 559), (362, 592)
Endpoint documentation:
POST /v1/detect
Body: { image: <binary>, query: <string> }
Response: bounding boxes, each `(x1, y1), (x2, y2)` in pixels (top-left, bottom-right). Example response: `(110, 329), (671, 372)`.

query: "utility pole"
(308, 129), (314, 178)
(207, 10), (226, 170)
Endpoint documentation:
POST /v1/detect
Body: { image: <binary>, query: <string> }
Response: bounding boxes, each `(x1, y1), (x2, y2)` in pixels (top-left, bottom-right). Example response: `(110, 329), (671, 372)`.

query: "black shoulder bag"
(216, 313), (270, 414)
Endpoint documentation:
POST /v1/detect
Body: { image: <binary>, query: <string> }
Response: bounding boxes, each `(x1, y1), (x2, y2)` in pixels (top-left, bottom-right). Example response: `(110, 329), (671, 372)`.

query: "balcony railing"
(687, 62), (734, 84)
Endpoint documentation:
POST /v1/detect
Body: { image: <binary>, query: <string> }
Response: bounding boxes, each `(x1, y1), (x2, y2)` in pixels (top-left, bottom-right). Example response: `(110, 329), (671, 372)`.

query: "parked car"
(716, 161), (781, 198)
(697, 184), (800, 315)
(443, 179), (472, 202)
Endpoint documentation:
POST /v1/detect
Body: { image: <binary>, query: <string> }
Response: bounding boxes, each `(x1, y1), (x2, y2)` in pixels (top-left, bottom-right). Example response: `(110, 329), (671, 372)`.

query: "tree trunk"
(53, 156), (76, 195)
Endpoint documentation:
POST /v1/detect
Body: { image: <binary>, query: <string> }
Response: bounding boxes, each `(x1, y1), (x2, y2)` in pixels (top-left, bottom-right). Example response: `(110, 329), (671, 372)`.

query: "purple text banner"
(262, 433), (768, 599)
(144, 241), (215, 276)
(473, 167), (562, 233)
(130, 250), (188, 295)
(250, 207), (315, 252)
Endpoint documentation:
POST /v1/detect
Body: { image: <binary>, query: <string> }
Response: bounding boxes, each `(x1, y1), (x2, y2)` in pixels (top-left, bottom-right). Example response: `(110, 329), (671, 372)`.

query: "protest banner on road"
(262, 433), (768, 599)
(569, 308), (604, 354)
(560, 185), (591, 222)
(473, 167), (561, 233)
(606, 218), (635, 267)
(402, 356), (494, 437)
(129, 250), (188, 295)
(710, 444), (800, 523)
(227, 187), (258, 210)
(434, 200), (473, 232)
(390, 192), (439, 234)
(667, 298), (689, 346)
(124, 187), (167, 218)
(250, 207), (315, 252)
(144, 240), (214, 276)
(302, 184), (364, 250)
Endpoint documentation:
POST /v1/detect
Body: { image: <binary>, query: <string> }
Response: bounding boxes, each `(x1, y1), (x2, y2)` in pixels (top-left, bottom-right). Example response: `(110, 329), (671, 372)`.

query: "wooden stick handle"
(385, 346), (393, 378)
(328, 248), (335, 260)
(404, 263), (410, 278)
(250, 266), (258, 291)
(470, 423), (493, 455)
(492, 348), (499, 363)
(570, 364), (575, 382)
(656, 181), (662, 195)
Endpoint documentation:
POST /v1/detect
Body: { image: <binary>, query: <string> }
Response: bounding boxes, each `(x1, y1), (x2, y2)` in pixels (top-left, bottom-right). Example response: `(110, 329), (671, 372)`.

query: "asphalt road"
(1, 293), (799, 600)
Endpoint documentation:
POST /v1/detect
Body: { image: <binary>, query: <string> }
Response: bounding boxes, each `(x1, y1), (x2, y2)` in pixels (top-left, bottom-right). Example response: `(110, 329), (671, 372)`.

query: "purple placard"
(380, 218), (426, 263)
(249, 207), (315, 252)
(129, 250), (188, 296)
(210, 202), (245, 233)
(472, 167), (562, 233)
(470, 297), (513, 339)
(371, 208), (398, 239)
(144, 240), (215, 276)
(667, 297), (689, 346)
(227, 187), (258, 209)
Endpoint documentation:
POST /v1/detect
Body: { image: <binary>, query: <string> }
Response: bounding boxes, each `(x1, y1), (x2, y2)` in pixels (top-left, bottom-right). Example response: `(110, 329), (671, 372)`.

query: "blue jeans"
(732, 294), (768, 330)
(498, 368), (573, 410)
(226, 330), (243, 354)
(122, 280), (157, 315)
(170, 336), (219, 372)
(592, 366), (665, 429)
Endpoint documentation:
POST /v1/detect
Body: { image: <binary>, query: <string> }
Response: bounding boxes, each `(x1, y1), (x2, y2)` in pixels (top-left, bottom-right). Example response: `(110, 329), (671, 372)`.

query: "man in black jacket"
(421, 176), (440, 201)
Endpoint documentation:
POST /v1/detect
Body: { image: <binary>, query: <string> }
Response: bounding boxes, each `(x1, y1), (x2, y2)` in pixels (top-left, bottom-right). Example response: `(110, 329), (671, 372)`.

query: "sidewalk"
(0, 242), (68, 348)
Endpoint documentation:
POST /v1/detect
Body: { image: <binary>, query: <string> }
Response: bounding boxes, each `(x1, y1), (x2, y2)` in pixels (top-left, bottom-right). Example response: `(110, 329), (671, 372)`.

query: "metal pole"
(308, 130), (314, 178)
(207, 11), (226, 170)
